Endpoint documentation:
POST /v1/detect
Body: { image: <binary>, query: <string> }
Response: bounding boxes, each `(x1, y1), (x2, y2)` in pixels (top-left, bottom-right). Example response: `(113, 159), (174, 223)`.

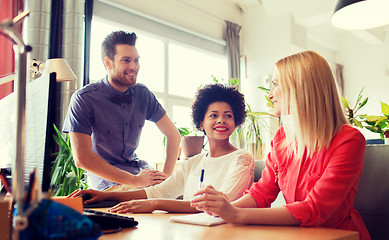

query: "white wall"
(240, 6), (302, 112)
(239, 4), (389, 140)
(339, 33), (389, 115)
(338, 32), (389, 139)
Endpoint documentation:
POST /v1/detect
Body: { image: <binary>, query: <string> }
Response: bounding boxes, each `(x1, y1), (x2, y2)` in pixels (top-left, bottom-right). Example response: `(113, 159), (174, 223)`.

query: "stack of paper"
(170, 213), (225, 226)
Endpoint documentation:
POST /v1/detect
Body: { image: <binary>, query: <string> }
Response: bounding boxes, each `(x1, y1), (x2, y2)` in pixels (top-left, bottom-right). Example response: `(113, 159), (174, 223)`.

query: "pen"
(199, 168), (205, 189)
(26, 169), (36, 204)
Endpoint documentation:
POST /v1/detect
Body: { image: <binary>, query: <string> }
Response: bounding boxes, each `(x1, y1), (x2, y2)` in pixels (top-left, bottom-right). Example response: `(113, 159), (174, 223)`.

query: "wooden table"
(96, 210), (359, 240)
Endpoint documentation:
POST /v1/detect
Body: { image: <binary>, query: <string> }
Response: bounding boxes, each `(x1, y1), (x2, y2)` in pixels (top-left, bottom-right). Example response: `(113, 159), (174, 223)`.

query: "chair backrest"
(354, 144), (389, 240)
(254, 160), (266, 182)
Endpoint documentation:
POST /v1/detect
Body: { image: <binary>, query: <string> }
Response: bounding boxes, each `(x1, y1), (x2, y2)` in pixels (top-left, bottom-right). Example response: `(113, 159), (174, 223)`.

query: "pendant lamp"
(331, 0), (389, 30)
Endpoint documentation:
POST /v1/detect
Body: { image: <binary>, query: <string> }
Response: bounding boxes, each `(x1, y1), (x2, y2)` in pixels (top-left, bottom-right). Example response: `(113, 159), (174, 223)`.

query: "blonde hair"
(275, 50), (348, 158)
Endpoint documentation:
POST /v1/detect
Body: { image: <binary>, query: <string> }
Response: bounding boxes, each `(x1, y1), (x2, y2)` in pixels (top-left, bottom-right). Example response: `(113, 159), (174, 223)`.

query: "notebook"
(170, 212), (225, 226)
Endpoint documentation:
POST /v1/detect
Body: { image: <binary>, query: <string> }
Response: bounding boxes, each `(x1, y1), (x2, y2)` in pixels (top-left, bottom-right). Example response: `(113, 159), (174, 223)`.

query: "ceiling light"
(331, 0), (389, 30)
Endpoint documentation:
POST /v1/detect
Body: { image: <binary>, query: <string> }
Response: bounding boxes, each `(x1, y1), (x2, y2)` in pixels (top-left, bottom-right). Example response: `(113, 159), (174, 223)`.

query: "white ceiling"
(228, 0), (389, 51)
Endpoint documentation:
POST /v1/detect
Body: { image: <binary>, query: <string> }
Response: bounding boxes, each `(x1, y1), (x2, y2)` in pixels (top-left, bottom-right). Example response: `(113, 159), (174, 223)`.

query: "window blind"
(93, 1), (226, 55)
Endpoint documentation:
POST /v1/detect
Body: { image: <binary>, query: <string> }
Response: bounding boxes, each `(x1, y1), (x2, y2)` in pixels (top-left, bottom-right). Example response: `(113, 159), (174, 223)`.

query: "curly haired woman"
(69, 83), (254, 213)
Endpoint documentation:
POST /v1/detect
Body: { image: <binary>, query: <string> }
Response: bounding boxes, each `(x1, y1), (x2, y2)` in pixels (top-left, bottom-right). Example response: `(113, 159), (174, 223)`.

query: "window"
(89, 20), (165, 93)
(168, 43), (227, 98)
(90, 17), (227, 163)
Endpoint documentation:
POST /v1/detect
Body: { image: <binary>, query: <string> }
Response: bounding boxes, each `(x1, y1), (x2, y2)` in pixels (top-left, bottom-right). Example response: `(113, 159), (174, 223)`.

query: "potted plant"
(340, 87), (368, 128)
(163, 126), (205, 159)
(229, 82), (277, 160)
(178, 127), (205, 159)
(50, 125), (88, 196)
(360, 101), (389, 144)
(231, 104), (272, 160)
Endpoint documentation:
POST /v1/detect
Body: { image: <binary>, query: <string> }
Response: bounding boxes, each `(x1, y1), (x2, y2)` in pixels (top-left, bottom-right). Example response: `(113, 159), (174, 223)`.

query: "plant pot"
(384, 131), (389, 145)
(180, 136), (205, 159)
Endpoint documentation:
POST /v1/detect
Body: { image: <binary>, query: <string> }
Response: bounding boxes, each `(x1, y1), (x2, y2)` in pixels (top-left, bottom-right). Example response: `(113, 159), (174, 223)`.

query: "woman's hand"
(190, 185), (238, 223)
(67, 189), (108, 204)
(108, 199), (156, 214)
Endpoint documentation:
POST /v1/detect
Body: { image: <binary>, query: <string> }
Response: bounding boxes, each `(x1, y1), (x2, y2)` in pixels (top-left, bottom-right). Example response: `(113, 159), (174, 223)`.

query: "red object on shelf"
(0, 0), (24, 100)
(0, 80), (13, 100)
(384, 131), (389, 138)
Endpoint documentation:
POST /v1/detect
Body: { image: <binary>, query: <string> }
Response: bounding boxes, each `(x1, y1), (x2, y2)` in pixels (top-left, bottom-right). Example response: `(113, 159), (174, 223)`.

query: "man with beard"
(63, 31), (180, 191)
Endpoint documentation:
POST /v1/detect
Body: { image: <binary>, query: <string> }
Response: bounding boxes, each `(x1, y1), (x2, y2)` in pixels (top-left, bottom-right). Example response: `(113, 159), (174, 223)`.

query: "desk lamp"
(40, 58), (77, 82)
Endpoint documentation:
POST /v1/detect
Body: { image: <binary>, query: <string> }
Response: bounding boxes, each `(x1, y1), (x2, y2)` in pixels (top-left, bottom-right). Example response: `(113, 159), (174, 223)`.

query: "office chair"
(354, 144), (389, 240)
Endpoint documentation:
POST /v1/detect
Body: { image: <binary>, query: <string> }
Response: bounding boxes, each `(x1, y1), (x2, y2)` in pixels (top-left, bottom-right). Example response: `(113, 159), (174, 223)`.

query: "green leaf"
(355, 88), (364, 105)
(352, 87), (365, 110)
(363, 115), (382, 122)
(50, 156), (61, 178)
(55, 154), (67, 166)
(228, 78), (239, 87)
(60, 175), (70, 196)
(178, 127), (192, 136)
(365, 126), (380, 133)
(62, 155), (75, 175)
(53, 124), (69, 151)
(356, 97), (368, 111)
(374, 116), (387, 126)
(266, 100), (274, 109)
(67, 176), (78, 195)
(247, 111), (273, 117)
(379, 132), (385, 140)
(352, 119), (364, 128)
(381, 102), (389, 116)
(75, 167), (85, 181)
(53, 184), (63, 196)
(50, 166), (62, 186)
(340, 96), (350, 109)
(258, 86), (270, 93)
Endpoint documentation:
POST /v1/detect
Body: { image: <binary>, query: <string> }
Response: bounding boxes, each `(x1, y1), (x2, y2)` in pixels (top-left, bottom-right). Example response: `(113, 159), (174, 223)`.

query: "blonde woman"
(191, 51), (371, 240)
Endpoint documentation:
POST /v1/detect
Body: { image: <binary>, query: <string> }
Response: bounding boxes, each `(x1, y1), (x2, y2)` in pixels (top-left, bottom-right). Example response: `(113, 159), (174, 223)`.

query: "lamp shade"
(331, 0), (389, 30)
(42, 58), (77, 82)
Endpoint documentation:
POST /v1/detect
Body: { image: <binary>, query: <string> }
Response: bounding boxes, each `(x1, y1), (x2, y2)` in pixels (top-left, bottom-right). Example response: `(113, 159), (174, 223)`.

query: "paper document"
(170, 213), (225, 226)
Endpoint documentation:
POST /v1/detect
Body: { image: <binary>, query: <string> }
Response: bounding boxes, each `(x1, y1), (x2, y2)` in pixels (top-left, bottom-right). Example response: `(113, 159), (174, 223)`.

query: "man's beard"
(111, 71), (136, 89)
